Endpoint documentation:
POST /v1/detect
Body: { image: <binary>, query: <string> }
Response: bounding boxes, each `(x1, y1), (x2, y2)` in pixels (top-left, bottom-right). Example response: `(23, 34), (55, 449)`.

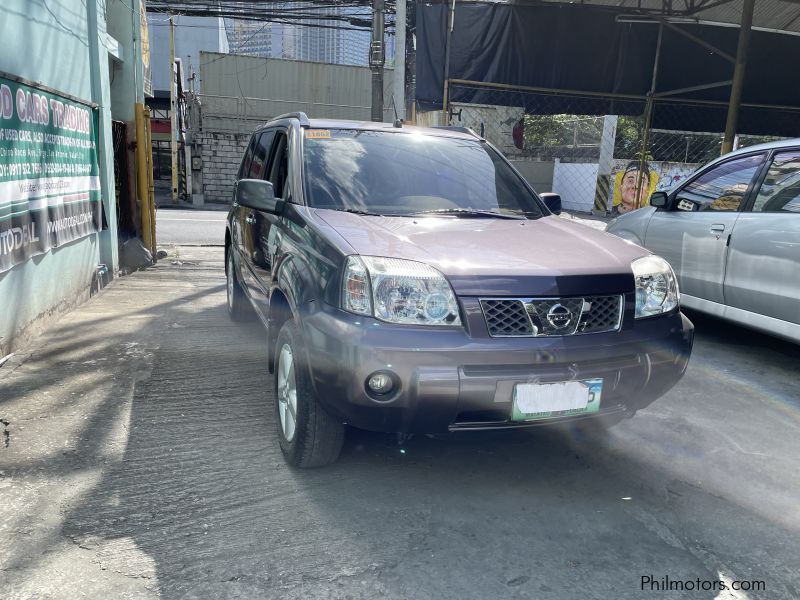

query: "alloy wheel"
(277, 343), (298, 442)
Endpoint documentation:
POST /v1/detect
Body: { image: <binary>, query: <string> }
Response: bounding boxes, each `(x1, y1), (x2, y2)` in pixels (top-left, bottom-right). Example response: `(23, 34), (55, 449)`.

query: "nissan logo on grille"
(546, 304), (573, 329)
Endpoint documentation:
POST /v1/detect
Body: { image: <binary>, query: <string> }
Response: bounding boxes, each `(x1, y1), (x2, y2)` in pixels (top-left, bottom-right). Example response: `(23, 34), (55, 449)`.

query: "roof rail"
(432, 125), (482, 139)
(271, 112), (311, 127)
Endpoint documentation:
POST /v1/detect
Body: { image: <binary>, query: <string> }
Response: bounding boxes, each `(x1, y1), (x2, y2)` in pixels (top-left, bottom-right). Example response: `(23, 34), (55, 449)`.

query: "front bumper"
(299, 300), (694, 434)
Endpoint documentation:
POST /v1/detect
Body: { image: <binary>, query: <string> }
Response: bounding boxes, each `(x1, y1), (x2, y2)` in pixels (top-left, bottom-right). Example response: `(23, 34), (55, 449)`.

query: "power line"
(148, 0), (396, 9)
(147, 0), (398, 24)
(148, 11), (395, 32)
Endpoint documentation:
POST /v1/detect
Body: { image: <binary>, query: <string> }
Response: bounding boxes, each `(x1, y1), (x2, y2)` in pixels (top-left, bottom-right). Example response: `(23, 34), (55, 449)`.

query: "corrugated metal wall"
(199, 52), (395, 132)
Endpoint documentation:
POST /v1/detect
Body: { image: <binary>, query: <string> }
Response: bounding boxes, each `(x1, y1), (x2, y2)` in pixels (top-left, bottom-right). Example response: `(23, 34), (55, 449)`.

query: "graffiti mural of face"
(619, 169), (650, 213)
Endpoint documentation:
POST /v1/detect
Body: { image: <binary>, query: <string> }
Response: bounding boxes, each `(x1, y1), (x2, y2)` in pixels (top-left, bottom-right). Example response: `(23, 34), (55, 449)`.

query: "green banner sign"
(0, 75), (102, 273)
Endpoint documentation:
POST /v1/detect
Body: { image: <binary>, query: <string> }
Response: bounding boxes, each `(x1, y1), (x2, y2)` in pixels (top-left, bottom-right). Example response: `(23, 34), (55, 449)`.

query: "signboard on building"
(0, 75), (102, 274)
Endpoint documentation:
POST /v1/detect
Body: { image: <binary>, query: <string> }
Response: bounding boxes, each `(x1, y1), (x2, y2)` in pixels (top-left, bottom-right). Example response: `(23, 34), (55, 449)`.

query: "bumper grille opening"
(452, 404), (630, 429)
(454, 409), (511, 424)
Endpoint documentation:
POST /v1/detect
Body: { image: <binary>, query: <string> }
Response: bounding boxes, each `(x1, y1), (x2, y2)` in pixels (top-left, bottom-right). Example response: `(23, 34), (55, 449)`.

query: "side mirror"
(236, 179), (284, 214)
(540, 192), (562, 215)
(650, 191), (669, 209)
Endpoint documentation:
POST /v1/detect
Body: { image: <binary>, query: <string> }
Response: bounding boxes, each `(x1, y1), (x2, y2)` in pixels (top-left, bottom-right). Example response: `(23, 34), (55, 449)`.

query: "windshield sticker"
(305, 129), (331, 139)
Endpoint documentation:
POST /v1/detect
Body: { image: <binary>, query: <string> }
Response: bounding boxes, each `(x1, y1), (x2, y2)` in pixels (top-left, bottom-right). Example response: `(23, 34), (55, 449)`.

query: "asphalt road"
(156, 208), (228, 246)
(1, 247), (798, 599)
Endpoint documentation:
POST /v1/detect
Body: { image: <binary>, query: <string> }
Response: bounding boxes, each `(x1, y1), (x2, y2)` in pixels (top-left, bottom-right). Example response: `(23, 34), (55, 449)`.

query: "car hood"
(313, 210), (648, 296)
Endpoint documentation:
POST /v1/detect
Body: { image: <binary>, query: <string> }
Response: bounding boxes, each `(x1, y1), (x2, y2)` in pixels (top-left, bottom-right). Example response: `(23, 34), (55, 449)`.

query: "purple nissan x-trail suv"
(225, 112), (694, 467)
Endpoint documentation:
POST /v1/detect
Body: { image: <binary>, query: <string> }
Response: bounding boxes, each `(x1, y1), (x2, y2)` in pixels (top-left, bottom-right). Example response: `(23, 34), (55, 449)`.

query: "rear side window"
(752, 151), (800, 213)
(676, 154), (765, 212)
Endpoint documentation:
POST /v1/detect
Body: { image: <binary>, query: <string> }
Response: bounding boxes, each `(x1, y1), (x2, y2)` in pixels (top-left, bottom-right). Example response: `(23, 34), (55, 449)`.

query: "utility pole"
(370, 0), (385, 122)
(722, 0), (755, 155)
(169, 16), (179, 204)
(441, 0), (456, 124)
(636, 23), (663, 209)
(394, 0), (406, 121)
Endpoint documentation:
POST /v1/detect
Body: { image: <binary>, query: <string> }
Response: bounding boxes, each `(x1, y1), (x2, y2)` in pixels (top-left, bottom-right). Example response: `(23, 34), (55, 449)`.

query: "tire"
(274, 320), (345, 468)
(226, 247), (250, 321)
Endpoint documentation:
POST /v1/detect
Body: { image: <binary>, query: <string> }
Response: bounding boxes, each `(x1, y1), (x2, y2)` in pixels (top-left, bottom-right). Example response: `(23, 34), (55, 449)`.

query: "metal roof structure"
(530, 0), (800, 35)
(417, 0), (800, 149)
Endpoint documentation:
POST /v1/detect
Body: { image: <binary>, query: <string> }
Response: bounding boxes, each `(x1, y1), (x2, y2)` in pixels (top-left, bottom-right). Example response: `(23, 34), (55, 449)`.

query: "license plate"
(511, 378), (603, 421)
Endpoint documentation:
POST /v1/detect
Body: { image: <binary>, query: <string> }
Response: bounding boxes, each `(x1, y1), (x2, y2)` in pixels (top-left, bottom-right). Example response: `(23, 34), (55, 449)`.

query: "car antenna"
(391, 95), (403, 128)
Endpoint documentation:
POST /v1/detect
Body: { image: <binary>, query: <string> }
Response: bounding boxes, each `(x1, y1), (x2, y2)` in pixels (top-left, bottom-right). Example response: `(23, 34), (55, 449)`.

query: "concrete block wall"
(200, 131), (251, 204)
(509, 160), (556, 194)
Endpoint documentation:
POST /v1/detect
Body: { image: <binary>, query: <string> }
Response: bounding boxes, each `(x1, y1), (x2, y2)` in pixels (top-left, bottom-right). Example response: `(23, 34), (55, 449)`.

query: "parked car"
(607, 139), (800, 343)
(225, 112), (694, 467)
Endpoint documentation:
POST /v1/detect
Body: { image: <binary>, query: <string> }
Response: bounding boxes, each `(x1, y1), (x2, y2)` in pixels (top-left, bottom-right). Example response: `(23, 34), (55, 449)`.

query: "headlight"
(342, 256), (461, 326)
(632, 255), (679, 318)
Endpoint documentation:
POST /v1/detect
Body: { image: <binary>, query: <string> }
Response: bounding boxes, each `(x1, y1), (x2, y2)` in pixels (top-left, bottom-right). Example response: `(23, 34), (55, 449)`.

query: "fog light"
(367, 372), (394, 394)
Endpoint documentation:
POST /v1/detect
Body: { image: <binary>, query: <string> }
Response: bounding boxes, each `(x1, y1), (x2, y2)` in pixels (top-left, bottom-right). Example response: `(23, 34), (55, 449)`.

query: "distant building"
(147, 15), (229, 93)
(224, 6), (392, 67)
(225, 19), (283, 59)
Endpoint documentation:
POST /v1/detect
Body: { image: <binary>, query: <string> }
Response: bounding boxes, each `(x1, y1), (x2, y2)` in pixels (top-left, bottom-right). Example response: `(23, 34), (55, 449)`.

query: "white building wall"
(0, 0), (137, 354)
(552, 162), (600, 213)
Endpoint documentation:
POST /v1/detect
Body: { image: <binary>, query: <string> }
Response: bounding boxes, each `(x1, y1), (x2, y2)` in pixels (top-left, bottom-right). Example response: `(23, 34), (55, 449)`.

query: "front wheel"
(274, 321), (345, 468)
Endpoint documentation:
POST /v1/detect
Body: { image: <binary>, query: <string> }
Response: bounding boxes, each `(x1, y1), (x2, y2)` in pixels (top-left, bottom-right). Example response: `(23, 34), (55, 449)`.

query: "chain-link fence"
(437, 82), (792, 215)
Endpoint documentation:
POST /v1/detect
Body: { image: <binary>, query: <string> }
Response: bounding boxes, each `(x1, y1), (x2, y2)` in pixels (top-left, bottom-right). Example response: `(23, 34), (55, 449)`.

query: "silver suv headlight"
(342, 256), (461, 326)
(632, 255), (679, 318)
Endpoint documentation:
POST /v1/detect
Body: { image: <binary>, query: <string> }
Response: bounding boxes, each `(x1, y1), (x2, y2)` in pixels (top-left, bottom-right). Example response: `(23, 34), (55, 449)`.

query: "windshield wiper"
(408, 208), (526, 220)
(339, 208), (384, 216)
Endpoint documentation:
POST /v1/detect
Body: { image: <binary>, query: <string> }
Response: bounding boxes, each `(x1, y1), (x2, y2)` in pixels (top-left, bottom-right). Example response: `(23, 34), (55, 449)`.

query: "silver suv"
(607, 139), (800, 343)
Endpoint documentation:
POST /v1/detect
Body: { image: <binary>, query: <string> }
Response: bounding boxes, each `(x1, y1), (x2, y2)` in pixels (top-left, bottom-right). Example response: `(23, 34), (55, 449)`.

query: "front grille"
(578, 295), (623, 334)
(480, 300), (534, 336)
(480, 295), (623, 337)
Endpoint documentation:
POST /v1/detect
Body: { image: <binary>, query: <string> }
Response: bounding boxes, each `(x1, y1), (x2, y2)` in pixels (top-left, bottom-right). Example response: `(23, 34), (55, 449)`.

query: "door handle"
(710, 223), (726, 234)
(245, 214), (256, 225)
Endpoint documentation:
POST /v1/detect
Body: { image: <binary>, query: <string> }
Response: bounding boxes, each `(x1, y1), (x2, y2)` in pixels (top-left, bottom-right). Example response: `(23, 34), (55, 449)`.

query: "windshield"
(302, 129), (544, 218)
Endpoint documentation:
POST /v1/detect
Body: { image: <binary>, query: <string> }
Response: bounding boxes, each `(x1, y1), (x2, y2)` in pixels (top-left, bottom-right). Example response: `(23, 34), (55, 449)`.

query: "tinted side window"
(238, 135), (257, 179)
(247, 131), (274, 179)
(752, 151), (800, 213)
(676, 154), (765, 212)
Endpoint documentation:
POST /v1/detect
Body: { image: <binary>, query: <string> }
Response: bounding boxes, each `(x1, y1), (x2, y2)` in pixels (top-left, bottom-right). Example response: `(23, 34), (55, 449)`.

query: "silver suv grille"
(480, 295), (623, 337)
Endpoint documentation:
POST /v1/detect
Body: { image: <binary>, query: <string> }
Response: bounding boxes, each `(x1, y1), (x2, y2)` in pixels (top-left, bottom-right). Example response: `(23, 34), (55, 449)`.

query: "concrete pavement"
(1, 247), (799, 599)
